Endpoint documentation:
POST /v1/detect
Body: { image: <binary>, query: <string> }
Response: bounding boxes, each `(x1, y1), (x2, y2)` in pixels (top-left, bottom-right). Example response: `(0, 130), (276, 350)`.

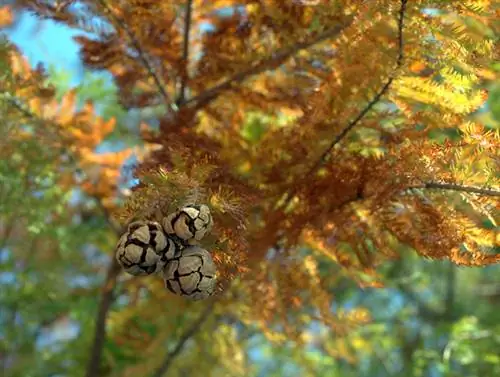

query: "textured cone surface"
(115, 221), (168, 276)
(174, 213), (193, 240)
(157, 237), (183, 272)
(162, 204), (213, 242)
(163, 246), (217, 300)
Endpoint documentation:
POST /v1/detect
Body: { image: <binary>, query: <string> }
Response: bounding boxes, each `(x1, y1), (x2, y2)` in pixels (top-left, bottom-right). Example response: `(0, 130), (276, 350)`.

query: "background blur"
(1, 5), (500, 377)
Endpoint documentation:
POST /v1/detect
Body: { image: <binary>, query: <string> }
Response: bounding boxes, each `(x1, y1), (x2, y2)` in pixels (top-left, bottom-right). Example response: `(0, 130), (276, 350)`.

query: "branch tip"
(176, 0), (193, 106)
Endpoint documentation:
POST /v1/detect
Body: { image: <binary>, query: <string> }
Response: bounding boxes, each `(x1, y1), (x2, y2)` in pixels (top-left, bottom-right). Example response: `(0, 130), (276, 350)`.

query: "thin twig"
(97, 0), (171, 107)
(308, 78), (395, 175)
(180, 17), (355, 109)
(2, 95), (38, 120)
(176, 0), (193, 106)
(276, 0), (408, 212)
(411, 182), (500, 197)
(308, 0), (408, 175)
(151, 299), (217, 377)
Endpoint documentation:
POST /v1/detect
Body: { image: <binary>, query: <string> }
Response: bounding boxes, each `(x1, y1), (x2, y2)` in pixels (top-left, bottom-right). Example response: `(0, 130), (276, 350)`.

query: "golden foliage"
(0, 6), (13, 28)
(37, 0), (495, 338)
(9, 0), (500, 369)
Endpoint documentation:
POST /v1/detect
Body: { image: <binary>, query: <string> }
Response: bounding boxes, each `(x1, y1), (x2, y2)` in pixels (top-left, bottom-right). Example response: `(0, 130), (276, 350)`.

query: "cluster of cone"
(115, 204), (217, 300)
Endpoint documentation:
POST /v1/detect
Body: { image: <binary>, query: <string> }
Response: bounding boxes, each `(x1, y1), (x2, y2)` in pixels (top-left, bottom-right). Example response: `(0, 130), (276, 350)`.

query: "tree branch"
(151, 299), (217, 377)
(97, 0), (171, 107)
(411, 182), (500, 197)
(180, 16), (355, 109)
(0, 217), (15, 260)
(84, 194), (126, 377)
(93, 195), (125, 234)
(85, 258), (121, 377)
(176, 0), (193, 106)
(398, 281), (446, 320)
(444, 262), (456, 317)
(389, 259), (446, 321)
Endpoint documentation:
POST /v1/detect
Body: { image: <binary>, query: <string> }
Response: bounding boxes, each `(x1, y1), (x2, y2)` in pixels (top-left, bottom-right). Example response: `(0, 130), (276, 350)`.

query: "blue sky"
(4, 6), (232, 85)
(6, 11), (86, 85)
